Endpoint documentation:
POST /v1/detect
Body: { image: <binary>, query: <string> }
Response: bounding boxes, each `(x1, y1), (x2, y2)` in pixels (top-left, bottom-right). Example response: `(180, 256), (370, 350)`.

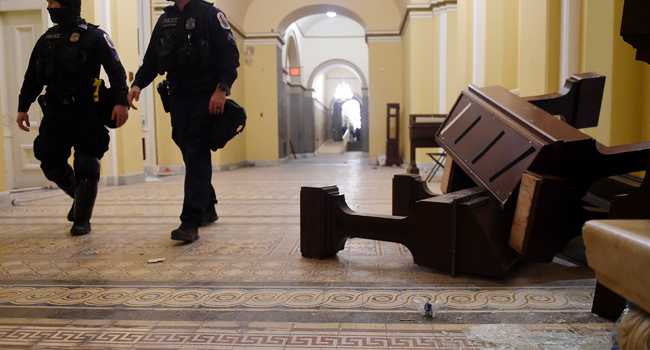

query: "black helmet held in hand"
(210, 99), (247, 151)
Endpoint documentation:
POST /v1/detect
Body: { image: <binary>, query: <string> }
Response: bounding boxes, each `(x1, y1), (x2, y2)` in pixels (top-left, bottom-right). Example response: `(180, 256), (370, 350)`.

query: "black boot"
(171, 222), (199, 242)
(70, 178), (98, 236)
(43, 165), (77, 222)
(200, 204), (219, 227)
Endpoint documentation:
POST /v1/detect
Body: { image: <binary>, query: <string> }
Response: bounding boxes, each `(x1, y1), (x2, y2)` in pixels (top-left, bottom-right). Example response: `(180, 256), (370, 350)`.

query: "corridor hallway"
(0, 153), (612, 349)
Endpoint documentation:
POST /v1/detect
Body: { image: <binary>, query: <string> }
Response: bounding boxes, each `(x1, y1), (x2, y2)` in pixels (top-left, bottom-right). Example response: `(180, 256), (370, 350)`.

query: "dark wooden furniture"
(385, 104), (401, 166)
(406, 114), (446, 174)
(301, 70), (650, 278)
(621, 0), (650, 64)
(585, 0), (650, 320)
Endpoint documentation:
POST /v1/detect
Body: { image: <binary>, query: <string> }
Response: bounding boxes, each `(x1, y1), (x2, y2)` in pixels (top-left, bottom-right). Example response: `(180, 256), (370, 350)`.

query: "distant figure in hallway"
(128, 0), (240, 242)
(16, 0), (129, 236)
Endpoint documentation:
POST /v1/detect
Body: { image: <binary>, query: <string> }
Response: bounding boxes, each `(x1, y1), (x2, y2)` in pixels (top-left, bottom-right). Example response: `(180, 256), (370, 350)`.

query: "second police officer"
(128, 0), (240, 242)
(17, 0), (129, 236)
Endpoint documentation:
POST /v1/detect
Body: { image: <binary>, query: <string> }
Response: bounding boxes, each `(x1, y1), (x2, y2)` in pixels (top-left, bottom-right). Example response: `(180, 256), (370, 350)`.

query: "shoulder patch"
(104, 33), (116, 50)
(217, 12), (231, 30)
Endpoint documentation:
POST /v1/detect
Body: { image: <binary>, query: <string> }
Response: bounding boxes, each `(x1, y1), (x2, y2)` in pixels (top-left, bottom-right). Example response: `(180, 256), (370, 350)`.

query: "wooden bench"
(584, 220), (650, 318)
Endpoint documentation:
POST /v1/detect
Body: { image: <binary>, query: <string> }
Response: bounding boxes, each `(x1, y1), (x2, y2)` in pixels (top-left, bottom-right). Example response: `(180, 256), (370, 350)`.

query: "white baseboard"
(0, 191), (12, 208)
(101, 172), (147, 186)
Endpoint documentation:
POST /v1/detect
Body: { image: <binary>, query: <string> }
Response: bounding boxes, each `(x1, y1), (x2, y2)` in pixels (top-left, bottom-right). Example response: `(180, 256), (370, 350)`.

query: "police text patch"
(104, 33), (116, 50)
(217, 12), (230, 30)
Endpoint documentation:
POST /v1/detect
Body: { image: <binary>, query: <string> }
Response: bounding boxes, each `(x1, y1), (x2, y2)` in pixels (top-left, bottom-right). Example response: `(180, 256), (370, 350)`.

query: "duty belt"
(45, 89), (93, 107)
(168, 76), (217, 96)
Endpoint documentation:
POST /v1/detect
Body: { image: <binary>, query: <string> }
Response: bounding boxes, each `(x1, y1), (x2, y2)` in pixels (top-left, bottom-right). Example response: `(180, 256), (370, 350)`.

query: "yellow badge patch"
(70, 32), (80, 42)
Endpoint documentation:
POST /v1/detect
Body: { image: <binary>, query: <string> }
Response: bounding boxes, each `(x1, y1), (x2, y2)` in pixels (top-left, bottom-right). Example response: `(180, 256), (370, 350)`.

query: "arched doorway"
(340, 99), (362, 151)
(309, 61), (369, 155)
(279, 10), (369, 158)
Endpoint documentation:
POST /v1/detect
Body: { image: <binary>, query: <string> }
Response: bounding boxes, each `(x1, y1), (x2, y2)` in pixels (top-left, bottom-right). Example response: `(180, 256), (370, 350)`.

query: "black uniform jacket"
(132, 0), (240, 91)
(18, 17), (128, 113)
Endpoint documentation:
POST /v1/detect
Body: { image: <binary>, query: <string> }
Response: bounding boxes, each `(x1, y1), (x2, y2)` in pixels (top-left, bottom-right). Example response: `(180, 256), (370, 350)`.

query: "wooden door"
(386, 103), (401, 166)
(1, 7), (47, 189)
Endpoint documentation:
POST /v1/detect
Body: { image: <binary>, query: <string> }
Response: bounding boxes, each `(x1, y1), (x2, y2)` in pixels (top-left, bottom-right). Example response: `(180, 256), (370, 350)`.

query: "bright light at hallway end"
(326, 12), (337, 17)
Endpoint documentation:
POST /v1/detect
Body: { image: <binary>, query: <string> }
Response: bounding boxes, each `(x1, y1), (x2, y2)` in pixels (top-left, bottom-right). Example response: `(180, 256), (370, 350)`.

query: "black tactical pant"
(169, 91), (218, 226)
(34, 104), (109, 177)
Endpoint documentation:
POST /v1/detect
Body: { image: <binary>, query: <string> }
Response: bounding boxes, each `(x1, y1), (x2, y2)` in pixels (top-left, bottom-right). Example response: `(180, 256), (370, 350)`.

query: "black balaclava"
(48, 0), (81, 24)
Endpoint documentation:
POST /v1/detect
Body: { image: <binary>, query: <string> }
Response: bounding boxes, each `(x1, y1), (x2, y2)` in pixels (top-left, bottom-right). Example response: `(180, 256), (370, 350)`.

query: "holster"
(157, 80), (171, 113)
(37, 95), (49, 114)
(92, 79), (118, 128)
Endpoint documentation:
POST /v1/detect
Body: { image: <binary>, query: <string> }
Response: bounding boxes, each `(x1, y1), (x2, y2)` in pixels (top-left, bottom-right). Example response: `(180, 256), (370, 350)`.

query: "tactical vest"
(37, 22), (97, 87)
(157, 1), (217, 75)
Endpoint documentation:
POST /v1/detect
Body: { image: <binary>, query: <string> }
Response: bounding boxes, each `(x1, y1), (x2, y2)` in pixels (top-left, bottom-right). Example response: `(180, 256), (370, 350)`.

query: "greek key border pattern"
(0, 285), (594, 311)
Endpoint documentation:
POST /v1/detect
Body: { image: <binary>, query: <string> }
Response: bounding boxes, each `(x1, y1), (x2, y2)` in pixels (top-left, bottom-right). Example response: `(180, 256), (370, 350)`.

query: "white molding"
(212, 161), (250, 172)
(0, 191), (11, 208)
(100, 172), (146, 186)
(366, 34), (401, 43)
(248, 159), (284, 167)
(472, 0), (486, 87)
(243, 34), (285, 47)
(119, 172), (146, 186)
(0, 18), (10, 127)
(410, 11), (433, 19)
(0, 0), (41, 11)
(439, 11), (448, 113)
(406, 0), (457, 11)
(560, 0), (580, 88)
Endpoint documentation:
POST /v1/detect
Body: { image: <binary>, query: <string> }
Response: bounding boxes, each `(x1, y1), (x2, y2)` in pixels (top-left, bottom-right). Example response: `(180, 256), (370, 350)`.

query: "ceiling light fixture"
(334, 81), (353, 100)
(327, 12), (337, 18)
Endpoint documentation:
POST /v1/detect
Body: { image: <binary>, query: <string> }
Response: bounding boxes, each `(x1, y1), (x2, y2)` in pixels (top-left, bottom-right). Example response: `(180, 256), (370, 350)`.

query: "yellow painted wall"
(368, 40), (403, 160)
(214, 36), (247, 165)
(244, 0), (401, 33)
(403, 14), (437, 163)
(110, 0), (145, 176)
(211, 0), (249, 28)
(80, 0), (144, 177)
(518, 0), (561, 96)
(80, 0), (96, 22)
(644, 65), (650, 141)
(0, 83), (7, 192)
(431, 14), (441, 113)
(455, 0), (473, 94)
(484, 0), (519, 90)
(581, 0), (648, 147)
(445, 9), (459, 110)
(580, 0), (612, 143)
(244, 42), (279, 162)
(153, 79), (182, 169)
(407, 15), (436, 159)
(610, 0), (645, 146)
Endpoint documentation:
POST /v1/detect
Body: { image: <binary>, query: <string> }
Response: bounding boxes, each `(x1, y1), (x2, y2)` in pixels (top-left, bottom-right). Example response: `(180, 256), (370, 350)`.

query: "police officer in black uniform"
(128, 0), (239, 242)
(17, 0), (129, 236)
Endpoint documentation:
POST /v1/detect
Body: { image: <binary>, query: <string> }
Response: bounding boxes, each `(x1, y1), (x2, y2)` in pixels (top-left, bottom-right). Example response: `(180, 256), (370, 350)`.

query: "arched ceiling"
(216, 0), (410, 27)
(215, 0), (408, 34)
(294, 14), (365, 37)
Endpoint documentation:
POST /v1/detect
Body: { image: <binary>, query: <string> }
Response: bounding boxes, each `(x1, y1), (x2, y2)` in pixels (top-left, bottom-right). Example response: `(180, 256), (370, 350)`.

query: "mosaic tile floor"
(0, 153), (613, 349)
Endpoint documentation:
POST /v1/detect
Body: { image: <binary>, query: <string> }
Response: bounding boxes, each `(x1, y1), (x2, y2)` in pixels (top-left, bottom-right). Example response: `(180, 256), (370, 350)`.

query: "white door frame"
(137, 0), (157, 175)
(0, 0), (49, 190)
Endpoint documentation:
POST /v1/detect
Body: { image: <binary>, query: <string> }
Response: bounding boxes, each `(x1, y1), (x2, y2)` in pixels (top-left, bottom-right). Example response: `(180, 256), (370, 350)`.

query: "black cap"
(56, 0), (81, 10)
